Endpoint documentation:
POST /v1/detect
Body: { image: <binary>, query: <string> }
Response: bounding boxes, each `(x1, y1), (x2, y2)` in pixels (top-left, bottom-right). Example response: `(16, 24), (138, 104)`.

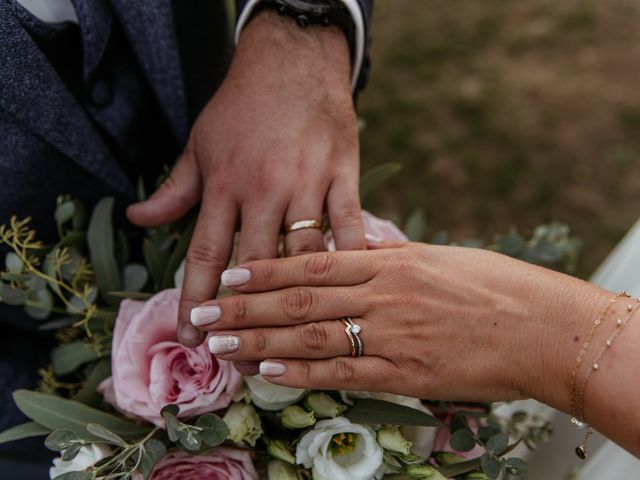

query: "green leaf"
(344, 398), (444, 427)
(25, 288), (53, 320)
(73, 359), (111, 406)
(143, 238), (170, 290)
(477, 426), (500, 445)
(61, 441), (84, 461)
(359, 163), (403, 202)
(58, 231), (87, 250)
(161, 217), (195, 289)
(196, 414), (229, 447)
(86, 423), (127, 447)
(43, 250), (62, 297)
(178, 428), (202, 451)
(87, 197), (122, 305)
(5, 252), (23, 273)
(449, 428), (476, 452)
(52, 341), (101, 376)
(505, 457), (528, 477)
(140, 439), (167, 479)
(123, 263), (148, 292)
(55, 201), (75, 226)
(45, 429), (79, 451)
(53, 471), (90, 480)
(486, 433), (508, 454)
(38, 316), (76, 332)
(0, 283), (28, 305)
(437, 458), (482, 478)
(13, 390), (151, 440)
(161, 405), (180, 442)
(0, 421), (51, 444)
(404, 209), (426, 241)
(481, 453), (502, 479)
(115, 230), (130, 271)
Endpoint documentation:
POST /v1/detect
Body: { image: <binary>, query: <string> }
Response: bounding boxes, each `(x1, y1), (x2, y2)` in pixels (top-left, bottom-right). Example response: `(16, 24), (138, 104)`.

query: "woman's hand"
(190, 243), (607, 406)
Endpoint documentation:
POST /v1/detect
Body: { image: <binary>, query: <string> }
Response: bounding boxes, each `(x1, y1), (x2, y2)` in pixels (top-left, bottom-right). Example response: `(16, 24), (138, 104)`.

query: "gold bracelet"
(569, 291), (627, 427)
(573, 295), (639, 459)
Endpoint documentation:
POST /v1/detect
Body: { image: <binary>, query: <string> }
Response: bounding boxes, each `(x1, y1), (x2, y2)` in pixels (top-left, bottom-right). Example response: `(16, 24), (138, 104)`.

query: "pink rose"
(432, 412), (485, 460)
(136, 449), (257, 480)
(324, 210), (408, 250)
(98, 289), (242, 427)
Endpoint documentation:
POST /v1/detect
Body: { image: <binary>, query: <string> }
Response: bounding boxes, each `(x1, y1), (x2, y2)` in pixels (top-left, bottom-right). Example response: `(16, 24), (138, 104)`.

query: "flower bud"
(264, 438), (296, 464)
(223, 402), (263, 446)
(377, 426), (413, 455)
(405, 464), (448, 479)
(433, 451), (466, 465)
(267, 459), (299, 480)
(279, 405), (316, 429)
(303, 393), (347, 419)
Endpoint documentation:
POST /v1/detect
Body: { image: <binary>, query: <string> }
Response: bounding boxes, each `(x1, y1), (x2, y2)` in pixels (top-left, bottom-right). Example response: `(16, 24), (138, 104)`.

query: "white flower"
(245, 374), (306, 411)
(340, 391), (437, 459)
(296, 417), (384, 480)
(49, 444), (112, 479)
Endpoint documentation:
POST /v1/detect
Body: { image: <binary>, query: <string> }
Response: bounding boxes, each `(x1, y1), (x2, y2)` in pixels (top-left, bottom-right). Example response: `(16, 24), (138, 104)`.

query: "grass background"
(358, 0), (640, 277)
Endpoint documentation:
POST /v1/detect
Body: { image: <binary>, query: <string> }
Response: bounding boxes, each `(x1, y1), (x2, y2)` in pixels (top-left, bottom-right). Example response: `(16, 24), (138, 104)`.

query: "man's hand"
(127, 10), (365, 347)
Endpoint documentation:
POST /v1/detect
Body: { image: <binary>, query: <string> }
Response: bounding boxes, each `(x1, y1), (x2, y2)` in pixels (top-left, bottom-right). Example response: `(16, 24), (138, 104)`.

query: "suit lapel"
(109, 0), (189, 143)
(0, 0), (133, 197)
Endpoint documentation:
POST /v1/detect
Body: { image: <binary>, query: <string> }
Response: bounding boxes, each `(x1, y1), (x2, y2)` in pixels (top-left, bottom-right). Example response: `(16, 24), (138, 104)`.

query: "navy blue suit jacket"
(0, 0), (373, 477)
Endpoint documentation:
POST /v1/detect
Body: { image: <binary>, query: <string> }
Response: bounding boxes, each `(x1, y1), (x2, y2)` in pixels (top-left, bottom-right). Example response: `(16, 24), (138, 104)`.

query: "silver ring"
(343, 317), (363, 357)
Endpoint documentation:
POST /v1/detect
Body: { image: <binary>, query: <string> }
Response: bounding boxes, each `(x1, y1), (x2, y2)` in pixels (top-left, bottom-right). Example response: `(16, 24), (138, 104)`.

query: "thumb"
(127, 152), (202, 227)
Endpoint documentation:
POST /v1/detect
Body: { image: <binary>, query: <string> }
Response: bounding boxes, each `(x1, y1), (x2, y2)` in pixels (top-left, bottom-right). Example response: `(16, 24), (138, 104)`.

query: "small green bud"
(303, 393), (347, 419)
(405, 464), (448, 479)
(433, 451), (466, 465)
(377, 426), (413, 455)
(223, 403), (263, 446)
(267, 459), (299, 480)
(264, 438), (296, 464)
(279, 405), (316, 429)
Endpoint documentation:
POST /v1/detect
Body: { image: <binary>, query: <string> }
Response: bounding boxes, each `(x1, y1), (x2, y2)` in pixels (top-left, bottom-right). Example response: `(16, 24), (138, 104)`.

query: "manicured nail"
(365, 233), (383, 243)
(221, 268), (251, 287)
(260, 361), (287, 377)
(178, 324), (204, 342)
(209, 335), (240, 355)
(190, 306), (221, 326)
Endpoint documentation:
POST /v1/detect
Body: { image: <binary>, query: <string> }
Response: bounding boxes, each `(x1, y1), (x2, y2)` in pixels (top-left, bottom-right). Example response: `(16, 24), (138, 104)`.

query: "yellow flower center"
(330, 432), (358, 457)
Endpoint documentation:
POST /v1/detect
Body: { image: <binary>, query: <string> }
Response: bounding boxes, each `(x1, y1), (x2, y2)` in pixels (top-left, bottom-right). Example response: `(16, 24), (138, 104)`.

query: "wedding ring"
(285, 219), (323, 234)
(341, 317), (364, 357)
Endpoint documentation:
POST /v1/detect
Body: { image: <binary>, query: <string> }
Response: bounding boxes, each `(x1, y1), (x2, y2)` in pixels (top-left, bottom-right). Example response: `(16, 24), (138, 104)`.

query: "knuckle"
(231, 296), (250, 324)
(288, 243), (323, 257)
(332, 357), (355, 384)
(282, 287), (315, 320)
(186, 244), (228, 271)
(332, 206), (362, 228)
(303, 253), (333, 280)
(253, 330), (268, 354)
(298, 322), (328, 351)
(239, 249), (267, 264)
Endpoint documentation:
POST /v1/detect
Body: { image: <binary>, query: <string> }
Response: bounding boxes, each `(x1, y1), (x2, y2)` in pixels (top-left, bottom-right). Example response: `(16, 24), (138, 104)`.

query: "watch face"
(283, 0), (340, 15)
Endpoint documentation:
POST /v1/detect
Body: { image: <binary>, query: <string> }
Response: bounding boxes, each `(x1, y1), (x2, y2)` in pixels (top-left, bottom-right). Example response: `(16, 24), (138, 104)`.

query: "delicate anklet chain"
(569, 291), (627, 430)
(571, 292), (639, 459)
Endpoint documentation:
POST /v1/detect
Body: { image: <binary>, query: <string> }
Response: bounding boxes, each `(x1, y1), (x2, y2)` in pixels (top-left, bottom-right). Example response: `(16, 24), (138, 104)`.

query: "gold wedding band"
(341, 317), (364, 357)
(284, 219), (323, 234)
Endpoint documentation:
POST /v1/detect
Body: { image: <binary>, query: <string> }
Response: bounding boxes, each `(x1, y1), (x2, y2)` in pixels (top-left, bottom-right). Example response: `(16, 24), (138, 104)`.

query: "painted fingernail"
(209, 335), (240, 355)
(178, 324), (204, 342)
(190, 306), (221, 326)
(260, 361), (287, 377)
(221, 268), (251, 287)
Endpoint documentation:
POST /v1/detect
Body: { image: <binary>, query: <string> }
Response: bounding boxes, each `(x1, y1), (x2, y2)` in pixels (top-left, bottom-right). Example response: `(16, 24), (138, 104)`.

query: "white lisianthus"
(49, 444), (112, 479)
(245, 374), (306, 411)
(340, 391), (437, 459)
(296, 417), (384, 480)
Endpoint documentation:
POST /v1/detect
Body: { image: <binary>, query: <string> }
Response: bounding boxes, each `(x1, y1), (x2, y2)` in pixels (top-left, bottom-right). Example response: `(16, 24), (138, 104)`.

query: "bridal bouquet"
(0, 166), (578, 480)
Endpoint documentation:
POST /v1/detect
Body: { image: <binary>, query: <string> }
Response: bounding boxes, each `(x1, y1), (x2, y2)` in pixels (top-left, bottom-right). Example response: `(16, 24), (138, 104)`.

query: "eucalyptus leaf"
(477, 426), (500, 445)
(123, 264), (148, 292)
(5, 252), (23, 273)
(505, 457), (528, 477)
(25, 288), (53, 320)
(52, 341), (101, 376)
(73, 359), (112, 406)
(344, 398), (444, 427)
(71, 200), (87, 231)
(87, 197), (122, 305)
(55, 201), (75, 226)
(13, 390), (151, 440)
(38, 316), (77, 332)
(143, 238), (170, 290)
(178, 428), (202, 451)
(196, 414), (229, 447)
(0, 421), (51, 444)
(58, 231), (87, 249)
(449, 428), (476, 452)
(404, 209), (426, 241)
(43, 250), (62, 296)
(45, 430), (79, 451)
(359, 163), (403, 202)
(61, 441), (84, 461)
(481, 453), (502, 479)
(161, 217), (195, 289)
(0, 272), (30, 282)
(115, 230), (130, 271)
(0, 282), (28, 305)
(53, 471), (90, 480)
(86, 423), (127, 447)
(486, 433), (508, 454)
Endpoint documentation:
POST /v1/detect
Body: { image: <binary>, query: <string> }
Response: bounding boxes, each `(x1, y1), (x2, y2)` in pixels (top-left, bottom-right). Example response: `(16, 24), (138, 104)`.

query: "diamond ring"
(341, 317), (364, 357)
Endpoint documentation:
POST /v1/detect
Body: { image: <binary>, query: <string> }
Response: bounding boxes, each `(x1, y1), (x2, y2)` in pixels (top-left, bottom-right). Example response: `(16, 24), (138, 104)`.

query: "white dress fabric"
(509, 220), (640, 479)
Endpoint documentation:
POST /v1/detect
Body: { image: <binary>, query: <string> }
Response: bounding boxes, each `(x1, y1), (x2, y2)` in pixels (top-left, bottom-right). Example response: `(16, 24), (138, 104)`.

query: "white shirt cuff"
(235, 0), (365, 93)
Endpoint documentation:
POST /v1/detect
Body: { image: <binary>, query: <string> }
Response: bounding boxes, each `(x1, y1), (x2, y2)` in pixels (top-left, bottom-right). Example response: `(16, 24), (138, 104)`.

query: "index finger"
(178, 194), (237, 346)
(219, 250), (377, 293)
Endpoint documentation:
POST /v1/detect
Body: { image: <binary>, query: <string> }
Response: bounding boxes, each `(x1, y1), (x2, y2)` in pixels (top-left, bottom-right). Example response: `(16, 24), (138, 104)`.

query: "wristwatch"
(251, 0), (356, 57)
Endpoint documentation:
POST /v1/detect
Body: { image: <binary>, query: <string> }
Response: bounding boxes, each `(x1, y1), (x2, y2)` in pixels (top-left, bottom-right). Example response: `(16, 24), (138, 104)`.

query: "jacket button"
(90, 80), (113, 107)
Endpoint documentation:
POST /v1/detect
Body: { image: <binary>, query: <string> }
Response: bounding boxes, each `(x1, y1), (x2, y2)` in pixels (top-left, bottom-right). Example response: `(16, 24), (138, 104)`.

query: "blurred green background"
(358, 0), (640, 277)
